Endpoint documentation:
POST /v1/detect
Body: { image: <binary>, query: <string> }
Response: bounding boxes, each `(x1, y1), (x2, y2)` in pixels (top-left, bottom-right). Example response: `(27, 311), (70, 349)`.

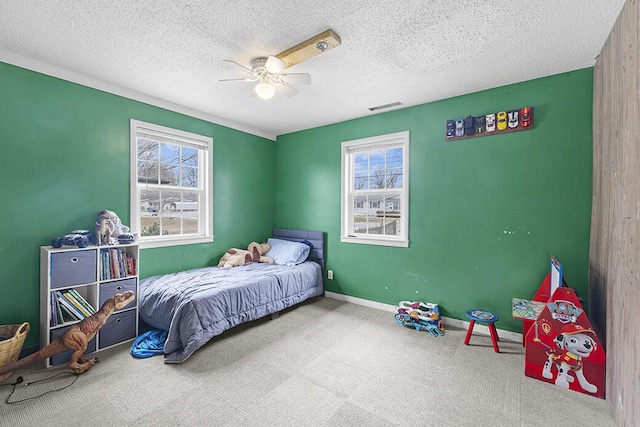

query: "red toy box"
(524, 287), (605, 398)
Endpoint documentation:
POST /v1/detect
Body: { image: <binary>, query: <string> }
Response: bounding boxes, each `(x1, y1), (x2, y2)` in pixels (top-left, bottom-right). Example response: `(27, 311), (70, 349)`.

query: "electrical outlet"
(328, 270), (334, 280)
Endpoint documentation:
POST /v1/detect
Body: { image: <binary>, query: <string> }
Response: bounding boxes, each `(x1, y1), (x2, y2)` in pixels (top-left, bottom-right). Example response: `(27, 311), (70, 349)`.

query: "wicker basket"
(0, 322), (30, 382)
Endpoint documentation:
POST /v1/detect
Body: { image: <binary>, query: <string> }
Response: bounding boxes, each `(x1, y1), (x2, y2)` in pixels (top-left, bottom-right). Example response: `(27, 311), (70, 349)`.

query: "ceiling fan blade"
(219, 77), (258, 82)
(276, 83), (299, 98)
(279, 73), (311, 85)
(265, 56), (286, 74)
(222, 59), (254, 75)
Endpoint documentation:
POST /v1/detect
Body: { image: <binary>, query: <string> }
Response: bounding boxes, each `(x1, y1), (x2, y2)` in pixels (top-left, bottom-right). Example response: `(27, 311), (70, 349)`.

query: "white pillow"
(266, 238), (311, 266)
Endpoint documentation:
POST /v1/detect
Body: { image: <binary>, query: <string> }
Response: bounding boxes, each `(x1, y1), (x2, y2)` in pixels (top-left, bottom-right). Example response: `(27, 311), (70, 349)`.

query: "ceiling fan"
(220, 30), (341, 100)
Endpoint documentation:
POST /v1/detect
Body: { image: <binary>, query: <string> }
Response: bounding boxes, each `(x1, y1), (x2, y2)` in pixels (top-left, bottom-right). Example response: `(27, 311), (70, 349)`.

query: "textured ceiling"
(0, 1), (626, 140)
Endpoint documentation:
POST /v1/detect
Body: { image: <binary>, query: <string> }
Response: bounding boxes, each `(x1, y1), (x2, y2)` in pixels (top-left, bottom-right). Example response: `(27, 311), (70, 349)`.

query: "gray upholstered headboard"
(272, 228), (324, 266)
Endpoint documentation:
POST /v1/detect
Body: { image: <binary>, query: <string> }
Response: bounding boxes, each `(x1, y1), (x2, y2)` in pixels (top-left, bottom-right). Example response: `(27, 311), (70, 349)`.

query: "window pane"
(161, 143), (180, 164)
(354, 153), (367, 171)
(369, 170), (386, 189)
(138, 161), (158, 184)
(182, 166), (198, 188)
(354, 171), (368, 190)
(386, 168), (403, 189)
(369, 150), (385, 170)
(161, 191), (182, 235)
(160, 165), (179, 185)
(140, 190), (160, 236)
(382, 194), (402, 236)
(137, 139), (158, 161)
(386, 147), (403, 168)
(182, 147), (198, 166)
(182, 192), (199, 234)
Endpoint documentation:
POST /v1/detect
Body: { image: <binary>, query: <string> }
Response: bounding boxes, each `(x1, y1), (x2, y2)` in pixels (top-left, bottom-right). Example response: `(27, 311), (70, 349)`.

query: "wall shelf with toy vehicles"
(445, 106), (533, 141)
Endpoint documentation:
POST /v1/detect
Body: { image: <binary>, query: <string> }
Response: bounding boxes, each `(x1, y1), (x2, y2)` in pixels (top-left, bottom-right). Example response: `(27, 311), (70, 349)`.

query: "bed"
(138, 228), (324, 363)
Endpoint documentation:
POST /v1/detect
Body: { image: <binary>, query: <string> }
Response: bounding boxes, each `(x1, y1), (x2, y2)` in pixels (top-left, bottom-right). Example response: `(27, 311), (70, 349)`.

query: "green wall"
(0, 62), (275, 347)
(0, 62), (593, 348)
(274, 68), (593, 332)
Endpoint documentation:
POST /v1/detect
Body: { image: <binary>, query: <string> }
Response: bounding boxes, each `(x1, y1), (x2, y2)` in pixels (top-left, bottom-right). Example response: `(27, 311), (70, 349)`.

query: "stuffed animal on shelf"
(217, 242), (274, 268)
(96, 209), (130, 245)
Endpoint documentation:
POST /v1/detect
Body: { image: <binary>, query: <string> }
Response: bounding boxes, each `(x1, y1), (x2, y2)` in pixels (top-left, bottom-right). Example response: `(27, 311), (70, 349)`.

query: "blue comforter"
(138, 261), (323, 363)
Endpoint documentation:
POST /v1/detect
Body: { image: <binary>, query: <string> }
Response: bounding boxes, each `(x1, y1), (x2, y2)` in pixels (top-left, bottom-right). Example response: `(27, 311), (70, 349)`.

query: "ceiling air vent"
(368, 102), (402, 112)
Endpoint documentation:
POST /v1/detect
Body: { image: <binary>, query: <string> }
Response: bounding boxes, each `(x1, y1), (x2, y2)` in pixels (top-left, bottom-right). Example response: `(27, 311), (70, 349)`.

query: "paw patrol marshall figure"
(541, 324), (598, 393)
(524, 286), (605, 398)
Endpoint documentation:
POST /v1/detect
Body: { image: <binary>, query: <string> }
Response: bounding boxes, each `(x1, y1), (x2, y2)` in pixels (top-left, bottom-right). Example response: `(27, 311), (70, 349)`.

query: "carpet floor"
(0, 296), (615, 426)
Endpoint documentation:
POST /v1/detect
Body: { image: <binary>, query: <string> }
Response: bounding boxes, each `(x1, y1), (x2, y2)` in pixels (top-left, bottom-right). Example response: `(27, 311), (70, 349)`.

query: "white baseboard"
(324, 291), (522, 343)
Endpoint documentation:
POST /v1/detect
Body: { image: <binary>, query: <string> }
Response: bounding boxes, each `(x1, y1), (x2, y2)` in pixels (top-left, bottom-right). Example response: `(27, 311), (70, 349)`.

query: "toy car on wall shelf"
(463, 116), (475, 136)
(520, 107), (532, 127)
(508, 110), (519, 128)
(444, 106), (533, 141)
(455, 118), (464, 137)
(446, 120), (455, 138)
(496, 111), (508, 131)
(486, 113), (496, 132)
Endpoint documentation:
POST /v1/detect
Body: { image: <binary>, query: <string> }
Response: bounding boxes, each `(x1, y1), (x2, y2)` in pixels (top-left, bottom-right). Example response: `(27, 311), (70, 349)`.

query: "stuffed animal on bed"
(217, 242), (274, 269)
(248, 241), (275, 265)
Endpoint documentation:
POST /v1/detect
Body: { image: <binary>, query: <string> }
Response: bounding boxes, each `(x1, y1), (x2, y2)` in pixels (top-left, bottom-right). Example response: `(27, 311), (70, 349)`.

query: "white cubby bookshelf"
(40, 243), (139, 367)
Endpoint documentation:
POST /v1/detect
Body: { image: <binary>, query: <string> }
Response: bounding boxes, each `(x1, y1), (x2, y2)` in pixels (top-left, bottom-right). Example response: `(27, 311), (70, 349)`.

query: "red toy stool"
(464, 309), (500, 353)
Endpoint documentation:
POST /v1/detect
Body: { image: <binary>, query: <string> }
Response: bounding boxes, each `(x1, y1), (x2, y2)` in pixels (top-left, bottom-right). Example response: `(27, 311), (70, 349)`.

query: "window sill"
(137, 235), (213, 249)
(340, 235), (408, 248)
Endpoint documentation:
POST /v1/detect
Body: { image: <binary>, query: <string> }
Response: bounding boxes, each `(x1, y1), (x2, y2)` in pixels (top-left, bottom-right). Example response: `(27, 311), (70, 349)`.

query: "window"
(130, 120), (213, 248)
(341, 131), (409, 247)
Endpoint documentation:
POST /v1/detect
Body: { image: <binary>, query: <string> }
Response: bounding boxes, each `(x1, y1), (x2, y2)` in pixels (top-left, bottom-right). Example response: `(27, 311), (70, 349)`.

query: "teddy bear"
(217, 242), (274, 268)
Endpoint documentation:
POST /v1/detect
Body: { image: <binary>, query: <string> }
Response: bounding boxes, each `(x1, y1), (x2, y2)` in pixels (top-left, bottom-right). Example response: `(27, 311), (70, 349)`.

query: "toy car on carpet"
(394, 301), (444, 337)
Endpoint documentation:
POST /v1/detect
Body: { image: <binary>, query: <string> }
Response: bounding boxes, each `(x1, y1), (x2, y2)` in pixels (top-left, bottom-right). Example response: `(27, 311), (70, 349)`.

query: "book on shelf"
(58, 301), (80, 322)
(68, 289), (96, 314)
(100, 247), (136, 280)
(62, 291), (92, 317)
(55, 291), (84, 320)
(55, 293), (63, 325)
(50, 292), (59, 327)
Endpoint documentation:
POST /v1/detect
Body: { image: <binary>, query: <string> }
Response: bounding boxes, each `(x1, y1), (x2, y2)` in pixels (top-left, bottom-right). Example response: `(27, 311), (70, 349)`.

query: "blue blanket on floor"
(130, 329), (168, 358)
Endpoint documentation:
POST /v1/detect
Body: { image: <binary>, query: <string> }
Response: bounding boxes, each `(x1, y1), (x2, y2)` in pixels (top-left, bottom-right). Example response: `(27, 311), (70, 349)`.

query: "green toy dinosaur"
(0, 291), (135, 380)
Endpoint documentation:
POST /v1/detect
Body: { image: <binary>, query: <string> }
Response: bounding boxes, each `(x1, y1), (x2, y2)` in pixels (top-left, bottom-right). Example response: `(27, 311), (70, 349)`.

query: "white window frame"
(341, 130), (409, 247)
(130, 119), (213, 249)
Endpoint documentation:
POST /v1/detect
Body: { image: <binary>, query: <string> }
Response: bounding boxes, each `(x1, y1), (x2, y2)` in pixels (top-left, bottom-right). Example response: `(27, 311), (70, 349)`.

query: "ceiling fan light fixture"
(276, 29), (341, 68)
(255, 81), (275, 99)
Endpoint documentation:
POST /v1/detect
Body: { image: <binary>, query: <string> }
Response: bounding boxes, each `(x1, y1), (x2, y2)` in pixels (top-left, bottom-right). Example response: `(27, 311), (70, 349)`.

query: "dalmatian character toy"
(541, 324), (598, 393)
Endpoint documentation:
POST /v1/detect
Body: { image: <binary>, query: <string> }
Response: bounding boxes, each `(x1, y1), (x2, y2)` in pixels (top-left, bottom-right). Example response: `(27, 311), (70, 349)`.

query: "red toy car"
(520, 107), (532, 127)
